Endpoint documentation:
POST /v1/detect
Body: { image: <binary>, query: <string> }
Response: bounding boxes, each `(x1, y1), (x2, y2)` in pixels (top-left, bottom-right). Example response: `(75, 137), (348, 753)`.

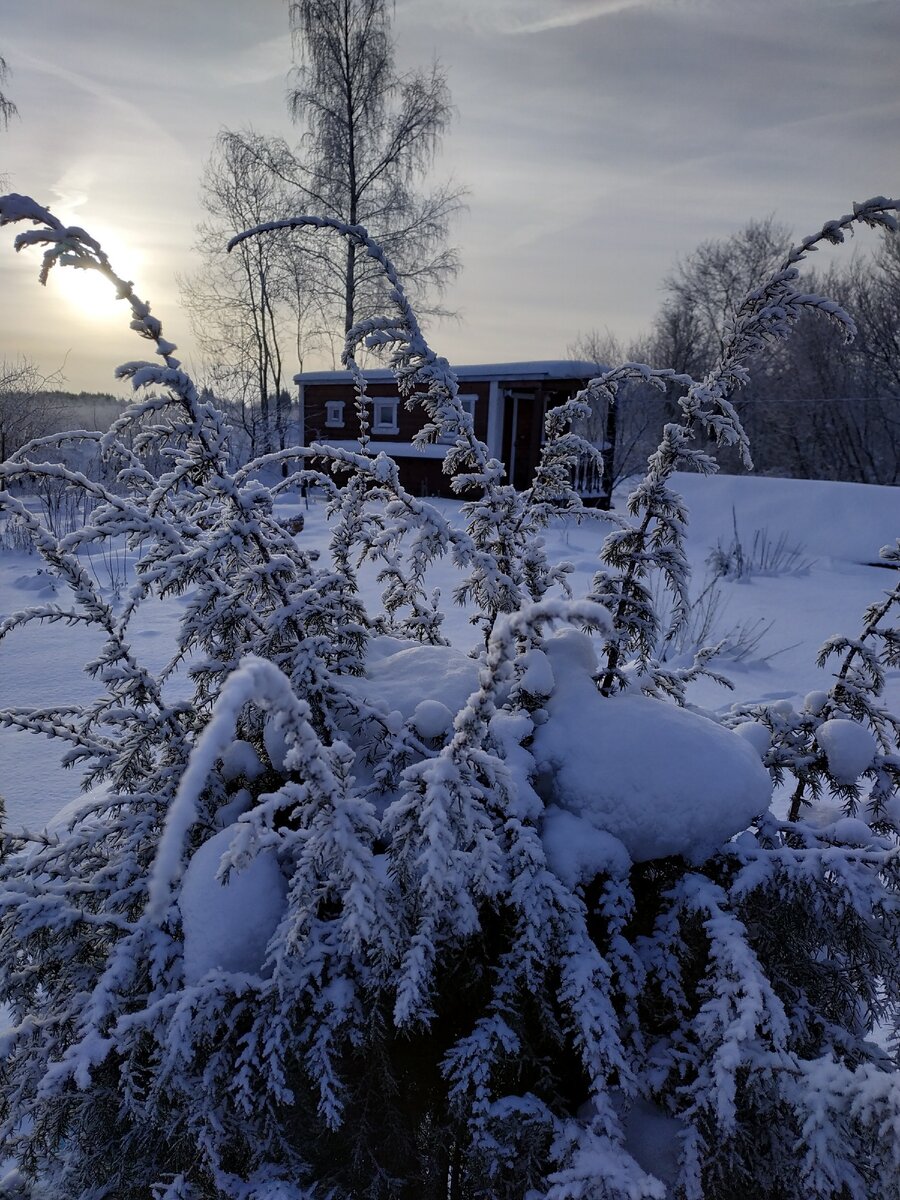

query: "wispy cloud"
(208, 33), (293, 87)
(49, 162), (94, 215)
(509, 0), (649, 35)
(4, 40), (188, 163)
(402, 0), (656, 37)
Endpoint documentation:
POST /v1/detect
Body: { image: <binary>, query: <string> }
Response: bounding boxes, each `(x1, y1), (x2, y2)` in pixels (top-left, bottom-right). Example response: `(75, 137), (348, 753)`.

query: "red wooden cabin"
(295, 361), (604, 498)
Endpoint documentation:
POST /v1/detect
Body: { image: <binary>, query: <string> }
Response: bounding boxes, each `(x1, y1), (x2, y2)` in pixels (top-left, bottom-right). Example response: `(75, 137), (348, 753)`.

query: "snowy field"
(2, 468), (897, 833)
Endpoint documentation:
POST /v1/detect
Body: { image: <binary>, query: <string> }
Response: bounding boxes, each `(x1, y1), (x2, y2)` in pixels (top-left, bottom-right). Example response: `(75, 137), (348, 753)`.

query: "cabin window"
(325, 401), (345, 428)
(439, 394), (477, 443)
(372, 398), (399, 434)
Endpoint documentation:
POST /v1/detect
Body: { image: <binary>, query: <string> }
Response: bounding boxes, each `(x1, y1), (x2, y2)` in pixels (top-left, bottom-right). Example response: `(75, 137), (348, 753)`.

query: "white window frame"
(372, 397), (399, 434)
(438, 393), (478, 443)
(324, 400), (345, 428)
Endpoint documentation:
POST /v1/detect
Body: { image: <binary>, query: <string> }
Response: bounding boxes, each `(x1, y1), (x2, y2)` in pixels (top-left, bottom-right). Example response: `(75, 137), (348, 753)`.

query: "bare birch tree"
(846, 229), (900, 396)
(657, 216), (792, 376)
(230, 0), (464, 358)
(0, 53), (16, 129)
(180, 134), (316, 457)
(0, 359), (63, 486)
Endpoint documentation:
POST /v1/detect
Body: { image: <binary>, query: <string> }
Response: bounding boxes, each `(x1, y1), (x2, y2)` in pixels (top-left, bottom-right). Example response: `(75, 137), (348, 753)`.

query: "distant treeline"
(39, 391), (128, 429)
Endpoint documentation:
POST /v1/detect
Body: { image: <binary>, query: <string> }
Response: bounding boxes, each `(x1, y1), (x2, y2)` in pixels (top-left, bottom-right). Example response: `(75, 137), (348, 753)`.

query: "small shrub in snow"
(652, 573), (775, 668)
(708, 506), (815, 580)
(0, 191), (899, 1200)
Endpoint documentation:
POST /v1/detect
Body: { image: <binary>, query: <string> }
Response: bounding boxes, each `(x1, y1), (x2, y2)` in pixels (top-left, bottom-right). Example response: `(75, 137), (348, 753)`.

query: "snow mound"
(344, 636), (478, 722)
(43, 782), (113, 836)
(815, 718), (877, 785)
(532, 631), (772, 864)
(179, 827), (287, 983)
(541, 806), (631, 886)
(12, 571), (57, 597)
(516, 647), (554, 697)
(732, 720), (771, 759)
(411, 698), (454, 739)
(621, 1097), (684, 1190)
(670, 472), (900, 565)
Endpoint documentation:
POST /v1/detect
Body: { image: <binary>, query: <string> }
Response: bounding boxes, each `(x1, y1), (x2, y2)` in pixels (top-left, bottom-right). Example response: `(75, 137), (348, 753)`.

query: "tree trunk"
(344, 239), (356, 335)
(598, 396), (617, 511)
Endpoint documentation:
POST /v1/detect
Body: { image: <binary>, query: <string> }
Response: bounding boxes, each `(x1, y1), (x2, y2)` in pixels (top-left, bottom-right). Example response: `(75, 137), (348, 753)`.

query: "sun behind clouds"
(47, 228), (144, 324)
(49, 261), (119, 320)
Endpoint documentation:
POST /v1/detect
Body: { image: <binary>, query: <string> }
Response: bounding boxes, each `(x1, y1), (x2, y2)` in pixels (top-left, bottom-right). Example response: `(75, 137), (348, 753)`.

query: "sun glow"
(48, 233), (143, 323)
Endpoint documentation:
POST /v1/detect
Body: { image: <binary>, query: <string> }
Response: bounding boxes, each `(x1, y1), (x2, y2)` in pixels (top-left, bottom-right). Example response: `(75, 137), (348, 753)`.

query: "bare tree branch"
(0, 53), (17, 129)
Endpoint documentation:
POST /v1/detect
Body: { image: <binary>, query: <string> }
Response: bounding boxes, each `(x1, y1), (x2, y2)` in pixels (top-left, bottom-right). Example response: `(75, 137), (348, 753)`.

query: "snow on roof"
(295, 360), (605, 385)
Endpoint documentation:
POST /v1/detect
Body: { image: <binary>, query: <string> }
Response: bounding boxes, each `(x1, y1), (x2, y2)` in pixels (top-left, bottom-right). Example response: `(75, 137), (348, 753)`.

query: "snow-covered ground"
(1, 469), (897, 832)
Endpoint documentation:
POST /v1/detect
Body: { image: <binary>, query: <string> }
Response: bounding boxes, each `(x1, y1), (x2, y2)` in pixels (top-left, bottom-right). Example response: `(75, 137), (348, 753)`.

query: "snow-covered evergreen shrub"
(0, 191), (899, 1200)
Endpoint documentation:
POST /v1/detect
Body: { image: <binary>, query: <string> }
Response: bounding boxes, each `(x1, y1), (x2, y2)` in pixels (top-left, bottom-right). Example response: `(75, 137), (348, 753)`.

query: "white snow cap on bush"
(179, 827), (288, 983)
(732, 720), (771, 759)
(411, 698), (454, 739)
(220, 739), (265, 783)
(344, 635), (478, 723)
(541, 806), (632, 886)
(532, 630), (772, 863)
(803, 691), (830, 716)
(815, 718), (877, 785)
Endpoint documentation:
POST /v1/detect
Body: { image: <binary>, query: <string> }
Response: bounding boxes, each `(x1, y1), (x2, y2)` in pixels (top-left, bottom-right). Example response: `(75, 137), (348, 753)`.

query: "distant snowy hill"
(669, 471), (899, 565)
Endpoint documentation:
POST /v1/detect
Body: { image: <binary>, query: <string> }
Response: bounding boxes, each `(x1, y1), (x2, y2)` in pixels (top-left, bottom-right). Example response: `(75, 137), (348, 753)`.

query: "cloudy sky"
(0, 0), (897, 394)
